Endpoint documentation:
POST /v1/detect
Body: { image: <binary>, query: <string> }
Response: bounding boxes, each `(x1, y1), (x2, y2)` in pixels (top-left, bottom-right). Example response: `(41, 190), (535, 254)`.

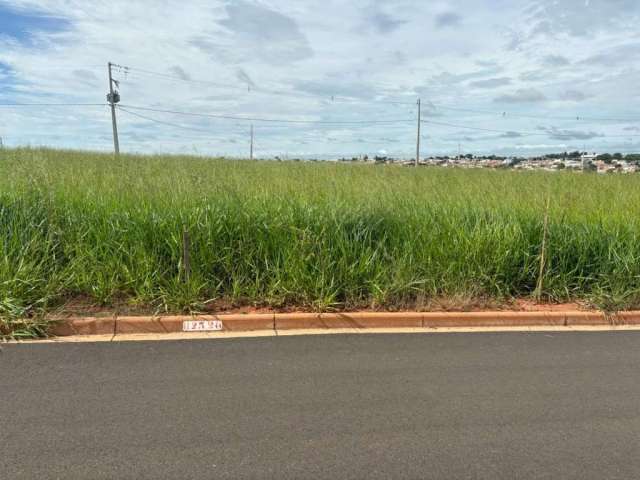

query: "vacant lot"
(2, 148), (640, 333)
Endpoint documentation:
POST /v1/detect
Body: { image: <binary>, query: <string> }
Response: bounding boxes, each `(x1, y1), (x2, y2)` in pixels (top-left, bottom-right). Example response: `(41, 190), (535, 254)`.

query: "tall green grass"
(2, 147), (640, 334)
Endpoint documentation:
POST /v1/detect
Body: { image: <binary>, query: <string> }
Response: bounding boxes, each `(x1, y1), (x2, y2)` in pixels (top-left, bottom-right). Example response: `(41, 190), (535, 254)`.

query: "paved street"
(3, 331), (640, 479)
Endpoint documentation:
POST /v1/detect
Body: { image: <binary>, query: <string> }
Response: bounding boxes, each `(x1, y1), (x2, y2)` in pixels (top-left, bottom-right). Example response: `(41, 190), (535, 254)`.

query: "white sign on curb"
(183, 320), (224, 332)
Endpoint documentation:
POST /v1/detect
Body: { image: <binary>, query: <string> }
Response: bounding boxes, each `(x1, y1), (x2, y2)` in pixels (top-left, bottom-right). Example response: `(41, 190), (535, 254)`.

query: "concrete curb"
(47, 311), (640, 337)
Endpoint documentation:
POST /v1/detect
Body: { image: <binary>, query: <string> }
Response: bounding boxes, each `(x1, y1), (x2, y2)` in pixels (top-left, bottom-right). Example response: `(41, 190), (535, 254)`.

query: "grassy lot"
(2, 147), (640, 336)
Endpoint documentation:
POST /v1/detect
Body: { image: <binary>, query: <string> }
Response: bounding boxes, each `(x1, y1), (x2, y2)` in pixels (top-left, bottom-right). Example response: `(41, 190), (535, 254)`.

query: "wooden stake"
(415, 98), (421, 167)
(182, 229), (191, 283)
(535, 194), (551, 301)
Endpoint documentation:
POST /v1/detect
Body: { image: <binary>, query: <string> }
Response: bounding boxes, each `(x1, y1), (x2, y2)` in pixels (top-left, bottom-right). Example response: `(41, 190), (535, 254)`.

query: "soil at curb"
(44, 297), (590, 319)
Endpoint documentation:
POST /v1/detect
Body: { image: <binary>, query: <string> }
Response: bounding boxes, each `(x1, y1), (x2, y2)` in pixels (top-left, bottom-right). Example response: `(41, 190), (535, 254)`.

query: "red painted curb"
(275, 312), (423, 330)
(115, 314), (275, 334)
(50, 318), (116, 336)
(46, 311), (640, 336)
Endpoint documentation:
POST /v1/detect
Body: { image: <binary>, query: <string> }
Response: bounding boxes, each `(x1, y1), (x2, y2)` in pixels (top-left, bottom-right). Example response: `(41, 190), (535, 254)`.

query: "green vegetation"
(3, 148), (640, 336)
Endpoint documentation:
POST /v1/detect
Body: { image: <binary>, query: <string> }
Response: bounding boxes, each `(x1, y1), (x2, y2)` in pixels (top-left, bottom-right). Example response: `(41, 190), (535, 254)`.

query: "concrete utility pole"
(107, 62), (120, 155)
(250, 124), (254, 160)
(415, 98), (421, 167)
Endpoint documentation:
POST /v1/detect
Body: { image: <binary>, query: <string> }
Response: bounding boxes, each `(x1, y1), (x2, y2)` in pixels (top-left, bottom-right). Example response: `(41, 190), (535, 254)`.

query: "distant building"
(581, 152), (598, 170)
(565, 160), (582, 170)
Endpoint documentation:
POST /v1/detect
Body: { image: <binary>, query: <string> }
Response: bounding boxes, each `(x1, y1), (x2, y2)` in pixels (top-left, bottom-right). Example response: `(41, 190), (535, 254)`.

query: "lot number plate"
(183, 320), (224, 332)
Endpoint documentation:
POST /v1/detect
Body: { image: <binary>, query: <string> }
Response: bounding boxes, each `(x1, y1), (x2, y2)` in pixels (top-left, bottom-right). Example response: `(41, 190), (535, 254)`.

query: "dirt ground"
(46, 296), (591, 319)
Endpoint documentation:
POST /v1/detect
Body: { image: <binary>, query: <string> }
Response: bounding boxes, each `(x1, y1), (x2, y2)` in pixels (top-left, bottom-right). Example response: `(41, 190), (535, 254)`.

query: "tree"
(625, 154), (640, 164)
(613, 153), (623, 160)
(598, 153), (613, 164)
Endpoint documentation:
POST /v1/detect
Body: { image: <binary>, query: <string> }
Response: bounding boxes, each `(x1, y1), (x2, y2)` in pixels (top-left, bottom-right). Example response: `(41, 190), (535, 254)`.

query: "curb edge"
(46, 310), (640, 337)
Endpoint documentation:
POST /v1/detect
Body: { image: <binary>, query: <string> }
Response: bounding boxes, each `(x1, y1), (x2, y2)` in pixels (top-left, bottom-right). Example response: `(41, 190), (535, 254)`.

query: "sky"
(1, 0), (640, 158)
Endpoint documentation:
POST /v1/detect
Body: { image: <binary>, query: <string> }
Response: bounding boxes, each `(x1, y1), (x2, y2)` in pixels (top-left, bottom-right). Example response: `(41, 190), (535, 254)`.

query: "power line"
(118, 106), (416, 144)
(110, 65), (640, 121)
(117, 98), (640, 139)
(421, 119), (640, 139)
(1, 64), (105, 71)
(112, 64), (640, 126)
(116, 66), (252, 90)
(0, 133), (109, 138)
(119, 67), (640, 122)
(118, 106), (223, 133)
(428, 103), (640, 123)
(0, 102), (106, 107)
(117, 104), (415, 125)
(113, 64), (416, 106)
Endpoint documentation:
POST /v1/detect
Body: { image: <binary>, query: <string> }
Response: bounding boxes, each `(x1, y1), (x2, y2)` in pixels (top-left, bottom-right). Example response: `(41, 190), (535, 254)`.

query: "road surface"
(3, 331), (640, 479)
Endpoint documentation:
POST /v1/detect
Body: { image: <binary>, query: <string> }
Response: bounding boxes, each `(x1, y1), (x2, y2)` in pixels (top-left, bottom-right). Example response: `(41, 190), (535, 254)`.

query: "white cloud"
(0, 0), (638, 157)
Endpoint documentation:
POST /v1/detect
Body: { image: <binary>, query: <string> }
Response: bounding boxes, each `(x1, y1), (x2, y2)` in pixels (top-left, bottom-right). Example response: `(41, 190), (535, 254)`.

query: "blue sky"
(0, 4), (68, 42)
(1, 0), (640, 158)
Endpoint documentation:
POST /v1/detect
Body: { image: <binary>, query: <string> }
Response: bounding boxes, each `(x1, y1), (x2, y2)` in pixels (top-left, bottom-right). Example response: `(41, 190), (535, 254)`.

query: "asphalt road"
(3, 332), (640, 479)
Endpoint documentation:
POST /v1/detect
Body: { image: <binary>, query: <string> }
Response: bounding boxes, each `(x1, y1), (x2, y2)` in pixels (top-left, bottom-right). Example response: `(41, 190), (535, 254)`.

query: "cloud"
(543, 55), (570, 67)
(421, 103), (444, 117)
(293, 78), (377, 100)
(500, 131), (523, 138)
(559, 89), (589, 102)
(494, 88), (547, 103)
(469, 77), (511, 89)
(475, 60), (499, 68)
(435, 12), (462, 28)
(526, 0), (640, 38)
(370, 12), (407, 34)
(72, 69), (98, 82)
(580, 42), (640, 67)
(538, 126), (604, 141)
(235, 68), (255, 88)
(69, 68), (99, 88)
(213, 0), (313, 63)
(519, 70), (546, 82)
(504, 29), (525, 51)
(426, 67), (498, 87)
(169, 66), (191, 81)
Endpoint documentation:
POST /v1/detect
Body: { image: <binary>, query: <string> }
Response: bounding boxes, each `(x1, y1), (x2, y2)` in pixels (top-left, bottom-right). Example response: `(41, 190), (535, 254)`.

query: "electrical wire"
(117, 106), (220, 133)
(0, 103), (107, 107)
(117, 106), (417, 146)
(421, 119), (640, 139)
(113, 65), (640, 122)
(117, 104), (415, 125)
(113, 64), (416, 106)
(429, 103), (640, 123)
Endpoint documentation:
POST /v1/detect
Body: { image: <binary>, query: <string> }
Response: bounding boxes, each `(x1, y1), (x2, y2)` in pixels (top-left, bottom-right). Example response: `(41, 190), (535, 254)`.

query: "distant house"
(565, 160), (582, 170)
(581, 153), (598, 170)
(596, 162), (616, 174)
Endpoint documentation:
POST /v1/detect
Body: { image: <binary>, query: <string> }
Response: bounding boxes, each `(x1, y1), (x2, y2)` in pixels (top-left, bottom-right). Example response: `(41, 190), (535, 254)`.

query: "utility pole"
(250, 124), (254, 160)
(107, 62), (120, 155)
(415, 98), (421, 167)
